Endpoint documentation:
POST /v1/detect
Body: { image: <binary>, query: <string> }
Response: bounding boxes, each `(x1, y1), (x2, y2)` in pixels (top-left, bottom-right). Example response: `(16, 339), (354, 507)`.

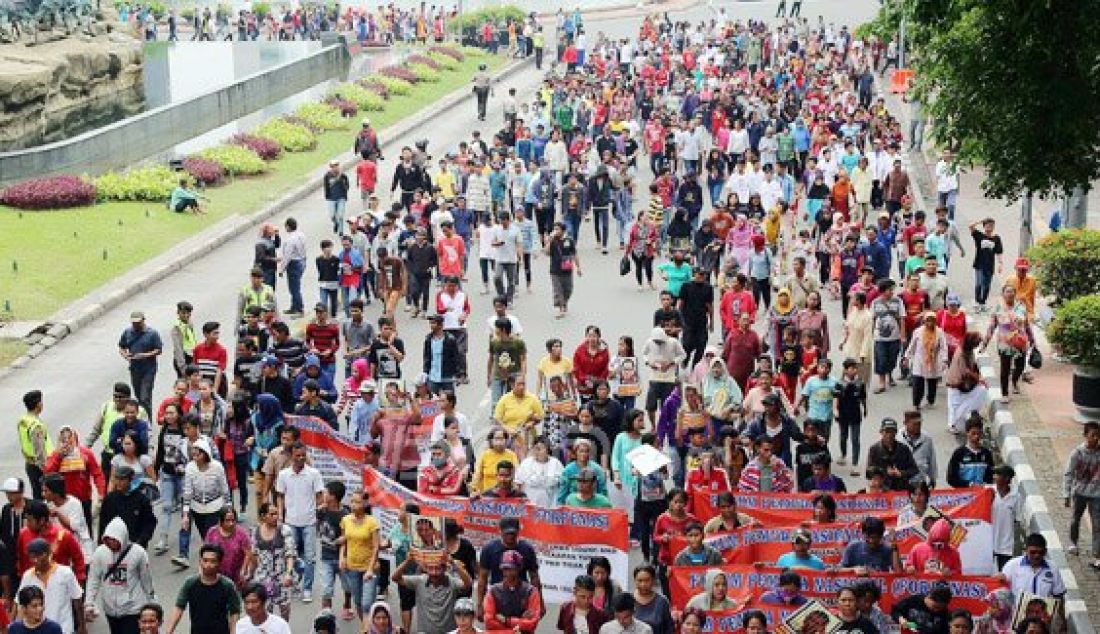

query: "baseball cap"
(27, 538), (50, 556)
(499, 517), (521, 534)
(793, 528), (812, 544)
(261, 354), (279, 368)
(946, 293), (962, 306)
(500, 550), (523, 569)
(880, 418), (899, 432)
(359, 379), (377, 393)
(1015, 257), (1030, 270)
(362, 118), (371, 126)
(113, 464), (136, 480)
(130, 311), (145, 322)
(1, 477), (23, 493)
(454, 597), (476, 614)
(762, 393), (781, 405)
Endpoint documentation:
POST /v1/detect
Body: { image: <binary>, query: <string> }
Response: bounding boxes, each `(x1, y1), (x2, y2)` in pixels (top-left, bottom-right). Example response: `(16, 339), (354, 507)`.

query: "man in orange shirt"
(355, 156), (377, 210)
(435, 221), (466, 280)
(1005, 257), (1037, 321)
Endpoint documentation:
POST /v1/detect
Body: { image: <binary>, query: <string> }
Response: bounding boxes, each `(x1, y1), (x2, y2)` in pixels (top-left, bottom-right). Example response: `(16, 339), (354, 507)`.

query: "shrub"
(407, 54), (442, 70)
(197, 144), (267, 176)
(356, 78), (390, 99)
(293, 103), (348, 131)
(369, 74), (413, 96)
(1048, 294), (1100, 368)
(1027, 229), (1100, 304)
(0, 175), (97, 210)
(324, 95), (358, 117)
(94, 165), (178, 202)
(182, 157), (225, 185)
(379, 65), (419, 83)
(331, 83), (385, 112)
(426, 50), (460, 70)
(446, 6), (524, 34)
(283, 115), (321, 134)
(429, 45), (464, 61)
(407, 63), (441, 83)
(230, 134), (282, 161)
(255, 119), (317, 152)
(251, 1), (271, 18)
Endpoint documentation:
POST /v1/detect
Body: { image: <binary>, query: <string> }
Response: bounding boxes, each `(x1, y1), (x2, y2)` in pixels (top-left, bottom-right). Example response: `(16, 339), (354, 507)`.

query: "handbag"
(619, 256), (631, 276)
(138, 481), (161, 504)
(1028, 347), (1043, 370)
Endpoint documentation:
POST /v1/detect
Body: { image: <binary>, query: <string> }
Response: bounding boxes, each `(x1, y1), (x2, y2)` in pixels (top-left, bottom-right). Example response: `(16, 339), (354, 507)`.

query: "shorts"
(646, 381), (676, 411)
(398, 582), (416, 611)
(874, 340), (901, 376)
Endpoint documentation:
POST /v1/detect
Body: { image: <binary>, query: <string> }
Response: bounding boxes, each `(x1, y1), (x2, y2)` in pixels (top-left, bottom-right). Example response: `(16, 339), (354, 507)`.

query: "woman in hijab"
(767, 287), (797, 354)
(724, 214), (754, 273)
(975, 588), (1014, 634)
(250, 394), (284, 471)
(701, 357), (742, 436)
(685, 569), (742, 611)
(366, 599), (405, 633)
(336, 358), (372, 418)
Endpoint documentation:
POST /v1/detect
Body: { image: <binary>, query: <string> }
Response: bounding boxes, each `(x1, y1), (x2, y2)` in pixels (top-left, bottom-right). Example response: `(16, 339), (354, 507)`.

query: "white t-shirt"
(275, 465), (324, 528)
(492, 223), (521, 264)
(235, 613), (293, 634)
(20, 564), (82, 634)
(54, 497), (95, 557)
(486, 314), (523, 337)
(431, 412), (472, 441)
(991, 486), (1022, 556)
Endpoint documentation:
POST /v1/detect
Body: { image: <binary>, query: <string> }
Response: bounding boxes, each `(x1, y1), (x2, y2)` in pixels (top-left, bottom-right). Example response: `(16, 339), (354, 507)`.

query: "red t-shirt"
(191, 340), (228, 384)
(356, 160), (377, 192)
(435, 235), (466, 278)
(899, 289), (929, 335)
(653, 512), (699, 565)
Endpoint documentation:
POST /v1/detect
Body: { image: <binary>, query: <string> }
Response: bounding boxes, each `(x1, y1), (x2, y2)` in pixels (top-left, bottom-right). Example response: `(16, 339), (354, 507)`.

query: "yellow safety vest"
(18, 414), (53, 464)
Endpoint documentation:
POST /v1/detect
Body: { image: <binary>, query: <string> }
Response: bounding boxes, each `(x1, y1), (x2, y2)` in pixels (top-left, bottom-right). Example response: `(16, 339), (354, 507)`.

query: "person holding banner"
(704, 491), (757, 534)
(555, 574), (610, 634)
(906, 519), (962, 576)
(470, 428), (519, 497)
(840, 516), (902, 573)
(557, 439), (609, 505)
(835, 587), (879, 634)
(515, 437), (565, 507)
(418, 442), (466, 497)
(684, 568), (742, 612)
(776, 528), (827, 570)
(738, 436), (794, 493)
(672, 521), (722, 566)
(564, 468), (612, 509)
(653, 488), (696, 595)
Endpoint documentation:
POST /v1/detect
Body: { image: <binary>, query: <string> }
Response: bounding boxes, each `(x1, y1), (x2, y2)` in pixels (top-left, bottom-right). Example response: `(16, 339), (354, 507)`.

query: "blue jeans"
(341, 569), (378, 614)
(286, 259), (306, 314)
(318, 557), (343, 600)
(975, 267), (993, 305)
(327, 200), (346, 232)
(341, 285), (360, 317)
(320, 287), (339, 315)
(564, 213), (581, 243)
(490, 377), (514, 410)
(290, 524), (317, 593)
(155, 472), (183, 544)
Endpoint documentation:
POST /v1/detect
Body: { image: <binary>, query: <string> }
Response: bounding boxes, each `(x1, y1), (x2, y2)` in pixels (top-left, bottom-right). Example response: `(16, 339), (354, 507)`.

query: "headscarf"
(702, 357), (742, 414)
(253, 394), (284, 434)
(347, 358), (371, 393)
(773, 287), (795, 315)
(367, 601), (396, 634)
(689, 569), (736, 610)
(983, 588), (1014, 633)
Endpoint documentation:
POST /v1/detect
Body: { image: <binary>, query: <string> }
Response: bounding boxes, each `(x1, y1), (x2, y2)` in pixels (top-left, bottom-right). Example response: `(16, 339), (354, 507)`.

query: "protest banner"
(361, 466), (630, 603)
(668, 564), (1007, 615)
(729, 488), (987, 525)
(289, 415), (371, 495)
(669, 522), (864, 568)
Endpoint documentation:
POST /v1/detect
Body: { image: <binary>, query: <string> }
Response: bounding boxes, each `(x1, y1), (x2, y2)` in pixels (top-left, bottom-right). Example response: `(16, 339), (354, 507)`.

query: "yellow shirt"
(1005, 274), (1037, 319)
(537, 355), (573, 381)
(341, 514), (379, 572)
(763, 213), (781, 245)
(471, 448), (519, 494)
(436, 170), (457, 199)
(493, 393), (545, 434)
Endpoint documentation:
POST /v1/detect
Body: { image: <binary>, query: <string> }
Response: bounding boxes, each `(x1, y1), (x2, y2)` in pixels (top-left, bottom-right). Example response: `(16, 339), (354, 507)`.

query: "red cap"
(1015, 257), (1030, 269)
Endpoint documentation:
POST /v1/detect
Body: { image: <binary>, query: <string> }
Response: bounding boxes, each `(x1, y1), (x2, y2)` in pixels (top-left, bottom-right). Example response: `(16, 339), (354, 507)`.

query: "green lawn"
(0, 50), (501, 321)
(0, 340), (28, 366)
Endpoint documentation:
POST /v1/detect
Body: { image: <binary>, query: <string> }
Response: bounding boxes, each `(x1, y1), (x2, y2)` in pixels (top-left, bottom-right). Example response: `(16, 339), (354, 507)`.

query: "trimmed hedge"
(0, 176), (97, 210)
(254, 119), (318, 152)
(230, 134), (283, 161)
(94, 165), (178, 202)
(197, 145), (267, 176)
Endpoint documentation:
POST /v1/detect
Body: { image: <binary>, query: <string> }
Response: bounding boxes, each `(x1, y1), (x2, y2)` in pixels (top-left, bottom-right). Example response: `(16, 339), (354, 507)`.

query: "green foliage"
(368, 75), (413, 96)
(215, 2), (232, 19)
(854, 2), (901, 41)
(197, 145), (267, 176)
(330, 83), (385, 112)
(251, 1), (271, 18)
(1048, 294), (1100, 368)
(254, 119), (317, 152)
(408, 63), (441, 83)
(293, 103), (348, 131)
(93, 165), (178, 202)
(1026, 229), (1100, 304)
(909, 0), (1100, 201)
(427, 51), (459, 70)
(448, 5), (525, 33)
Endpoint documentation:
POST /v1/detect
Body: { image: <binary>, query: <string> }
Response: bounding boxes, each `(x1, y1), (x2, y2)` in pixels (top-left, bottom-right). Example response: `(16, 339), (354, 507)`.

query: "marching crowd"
(6, 6), (1100, 634)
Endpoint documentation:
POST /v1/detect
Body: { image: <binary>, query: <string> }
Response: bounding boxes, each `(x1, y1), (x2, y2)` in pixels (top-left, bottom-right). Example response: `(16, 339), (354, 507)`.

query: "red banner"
(729, 488), (988, 525)
(668, 565), (1007, 614)
(361, 467), (630, 603)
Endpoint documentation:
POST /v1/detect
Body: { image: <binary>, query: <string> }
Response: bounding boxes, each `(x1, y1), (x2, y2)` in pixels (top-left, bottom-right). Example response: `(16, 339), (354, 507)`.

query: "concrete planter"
(1072, 364), (1100, 422)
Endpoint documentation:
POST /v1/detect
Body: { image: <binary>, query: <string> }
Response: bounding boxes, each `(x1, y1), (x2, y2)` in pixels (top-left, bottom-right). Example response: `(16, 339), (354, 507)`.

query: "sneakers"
(302, 590), (314, 604)
(171, 555), (190, 568)
(152, 540), (168, 555)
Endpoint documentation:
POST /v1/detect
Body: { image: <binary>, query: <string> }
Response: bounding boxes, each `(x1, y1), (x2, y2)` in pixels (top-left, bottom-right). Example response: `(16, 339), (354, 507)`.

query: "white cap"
(2, 477), (23, 493)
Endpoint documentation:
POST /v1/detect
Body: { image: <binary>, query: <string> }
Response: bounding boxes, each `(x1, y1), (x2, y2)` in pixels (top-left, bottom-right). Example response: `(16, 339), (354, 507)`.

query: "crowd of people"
(5, 5), (1097, 634)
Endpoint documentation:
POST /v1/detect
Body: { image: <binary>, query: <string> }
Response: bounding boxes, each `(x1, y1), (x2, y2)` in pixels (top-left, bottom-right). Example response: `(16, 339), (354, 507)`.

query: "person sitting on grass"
(170, 179), (208, 215)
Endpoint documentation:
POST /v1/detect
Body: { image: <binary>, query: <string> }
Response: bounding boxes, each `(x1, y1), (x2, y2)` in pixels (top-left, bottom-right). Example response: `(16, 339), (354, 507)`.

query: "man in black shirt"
(652, 291), (684, 337)
(891, 582), (952, 634)
(405, 229), (438, 318)
(368, 318), (406, 379)
(257, 355), (295, 413)
(167, 544), (242, 634)
(968, 217), (1003, 310)
(677, 266), (714, 368)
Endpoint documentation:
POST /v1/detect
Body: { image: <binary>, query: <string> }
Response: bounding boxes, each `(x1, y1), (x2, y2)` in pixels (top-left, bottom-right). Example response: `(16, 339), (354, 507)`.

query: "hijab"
(367, 601), (396, 634)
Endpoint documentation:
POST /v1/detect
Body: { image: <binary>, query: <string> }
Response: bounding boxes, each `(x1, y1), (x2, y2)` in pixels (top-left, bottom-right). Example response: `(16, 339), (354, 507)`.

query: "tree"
(906, 0), (1100, 212)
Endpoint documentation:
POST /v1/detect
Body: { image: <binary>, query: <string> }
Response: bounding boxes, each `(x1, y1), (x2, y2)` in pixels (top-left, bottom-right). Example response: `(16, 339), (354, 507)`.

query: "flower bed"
(230, 134), (283, 161)
(408, 54), (443, 70)
(378, 65), (420, 83)
(197, 145), (267, 176)
(429, 45), (465, 61)
(324, 96), (359, 117)
(183, 157), (226, 185)
(409, 63), (442, 83)
(331, 83), (386, 112)
(94, 165), (178, 202)
(254, 119), (318, 152)
(357, 78), (390, 99)
(0, 176), (97, 210)
(293, 103), (349, 131)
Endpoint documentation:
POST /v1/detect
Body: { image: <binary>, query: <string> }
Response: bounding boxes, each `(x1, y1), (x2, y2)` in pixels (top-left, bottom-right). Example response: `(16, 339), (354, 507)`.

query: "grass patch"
(0, 50), (501, 321)
(0, 340), (28, 366)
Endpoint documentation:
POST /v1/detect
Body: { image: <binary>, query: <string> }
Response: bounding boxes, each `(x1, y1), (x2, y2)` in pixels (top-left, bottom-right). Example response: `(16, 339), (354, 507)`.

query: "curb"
(0, 54), (533, 380)
(895, 79), (1094, 634)
(981, 359), (1095, 634)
